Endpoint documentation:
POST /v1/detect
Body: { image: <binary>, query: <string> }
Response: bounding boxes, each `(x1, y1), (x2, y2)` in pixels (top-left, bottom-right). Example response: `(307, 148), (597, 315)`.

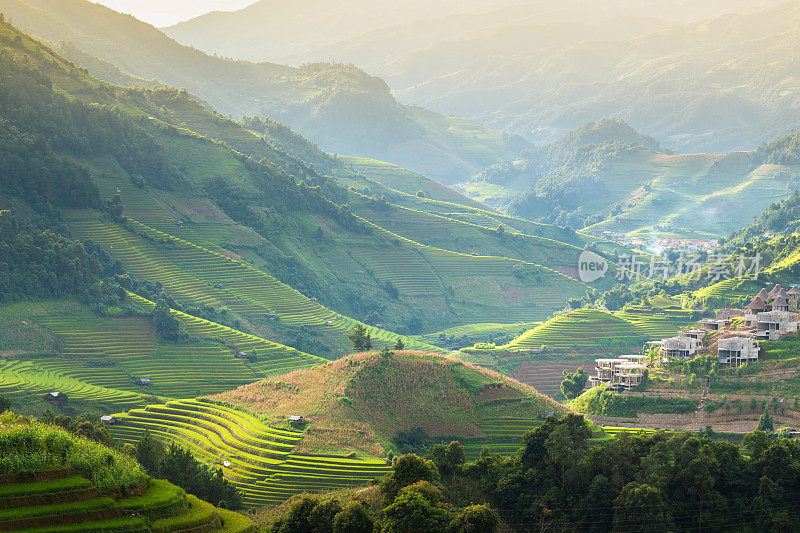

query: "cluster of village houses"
(588, 284), (800, 392)
(597, 231), (718, 253)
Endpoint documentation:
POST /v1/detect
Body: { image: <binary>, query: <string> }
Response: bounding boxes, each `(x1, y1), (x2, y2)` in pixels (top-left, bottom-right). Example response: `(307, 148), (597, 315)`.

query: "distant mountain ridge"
(464, 119), (800, 241)
(0, 0), (526, 182)
(165, 0), (800, 155)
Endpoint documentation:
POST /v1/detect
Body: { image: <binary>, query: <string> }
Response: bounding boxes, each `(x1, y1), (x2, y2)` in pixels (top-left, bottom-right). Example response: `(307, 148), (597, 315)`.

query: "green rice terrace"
(0, 415), (255, 532)
(0, 298), (324, 411)
(75, 166), (605, 339)
(64, 212), (443, 355)
(108, 398), (392, 507)
(458, 418), (658, 459)
(493, 308), (691, 354)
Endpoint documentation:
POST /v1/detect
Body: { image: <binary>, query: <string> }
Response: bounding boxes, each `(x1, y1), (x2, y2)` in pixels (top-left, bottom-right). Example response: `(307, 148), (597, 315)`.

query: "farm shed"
(45, 391), (68, 406)
(100, 415), (117, 425)
(137, 377), (152, 386)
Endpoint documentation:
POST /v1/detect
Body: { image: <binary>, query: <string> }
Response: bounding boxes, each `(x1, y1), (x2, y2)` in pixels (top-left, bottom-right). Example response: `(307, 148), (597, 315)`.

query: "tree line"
(0, 211), (102, 302)
(265, 413), (800, 531)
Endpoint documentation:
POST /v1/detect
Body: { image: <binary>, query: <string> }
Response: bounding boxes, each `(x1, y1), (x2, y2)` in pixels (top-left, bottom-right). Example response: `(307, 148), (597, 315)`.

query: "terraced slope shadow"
(109, 399), (391, 507)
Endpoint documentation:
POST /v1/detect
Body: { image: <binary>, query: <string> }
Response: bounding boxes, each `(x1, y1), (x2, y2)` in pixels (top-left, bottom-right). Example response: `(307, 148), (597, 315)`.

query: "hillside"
(0, 0), (527, 182)
(0, 415), (256, 531)
(210, 351), (567, 455)
(466, 120), (800, 240)
(0, 18), (612, 359)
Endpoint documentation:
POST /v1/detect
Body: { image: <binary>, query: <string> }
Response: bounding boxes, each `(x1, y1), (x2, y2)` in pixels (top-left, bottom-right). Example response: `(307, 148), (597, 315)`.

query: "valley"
(3, 1), (800, 530)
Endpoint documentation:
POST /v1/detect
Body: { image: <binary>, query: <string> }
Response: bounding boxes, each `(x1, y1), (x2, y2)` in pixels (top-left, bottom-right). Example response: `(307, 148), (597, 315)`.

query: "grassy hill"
(494, 308), (691, 354)
(0, 414), (256, 531)
(0, 0), (528, 183)
(210, 351), (566, 456)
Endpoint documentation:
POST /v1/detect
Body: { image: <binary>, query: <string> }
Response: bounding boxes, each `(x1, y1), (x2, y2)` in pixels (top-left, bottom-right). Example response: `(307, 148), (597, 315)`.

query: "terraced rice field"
(349, 249), (442, 297)
(512, 360), (597, 398)
(66, 215), (440, 355)
(421, 322), (542, 342)
(109, 399), (391, 507)
(128, 293), (325, 377)
(460, 419), (545, 459)
(462, 418), (603, 459)
(0, 360), (148, 410)
(691, 277), (762, 306)
(0, 301), (319, 401)
(504, 309), (688, 352)
(0, 467), (253, 532)
(614, 311), (691, 339)
(30, 311), (271, 397)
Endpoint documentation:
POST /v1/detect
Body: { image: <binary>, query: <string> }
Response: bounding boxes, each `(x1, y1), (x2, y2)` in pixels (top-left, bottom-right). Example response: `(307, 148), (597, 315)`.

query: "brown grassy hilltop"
(211, 351), (565, 456)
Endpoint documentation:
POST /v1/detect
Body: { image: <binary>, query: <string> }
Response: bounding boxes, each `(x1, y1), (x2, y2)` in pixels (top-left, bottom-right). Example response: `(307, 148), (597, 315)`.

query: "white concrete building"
(589, 357), (646, 390)
(652, 336), (702, 360)
(700, 318), (730, 331)
(680, 329), (707, 340)
(754, 310), (799, 341)
(717, 337), (759, 367)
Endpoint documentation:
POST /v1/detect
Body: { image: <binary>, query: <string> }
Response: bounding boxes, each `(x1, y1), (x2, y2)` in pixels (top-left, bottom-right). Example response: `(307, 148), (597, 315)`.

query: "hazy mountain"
(164, 0), (783, 66)
(165, 0), (800, 155)
(386, 0), (800, 152)
(0, 0), (526, 182)
(463, 118), (800, 241)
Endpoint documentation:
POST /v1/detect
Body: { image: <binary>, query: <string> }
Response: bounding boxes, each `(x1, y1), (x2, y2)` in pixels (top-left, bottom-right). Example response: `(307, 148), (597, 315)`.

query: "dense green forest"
(263, 414), (800, 531)
(756, 129), (800, 166)
(0, 42), (177, 190)
(0, 211), (101, 302)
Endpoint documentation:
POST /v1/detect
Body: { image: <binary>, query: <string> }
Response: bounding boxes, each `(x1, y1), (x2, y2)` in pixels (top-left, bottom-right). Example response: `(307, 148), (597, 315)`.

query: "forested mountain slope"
(0, 19), (601, 355)
(0, 0), (526, 182)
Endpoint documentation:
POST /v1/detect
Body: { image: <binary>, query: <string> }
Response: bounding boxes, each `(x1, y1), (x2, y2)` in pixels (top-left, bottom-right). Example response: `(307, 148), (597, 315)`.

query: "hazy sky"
(93, 1), (257, 27)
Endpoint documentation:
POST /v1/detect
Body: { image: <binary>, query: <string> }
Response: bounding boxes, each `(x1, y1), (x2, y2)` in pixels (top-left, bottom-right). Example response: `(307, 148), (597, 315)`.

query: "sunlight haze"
(3, 1), (800, 529)
(92, 0), (256, 27)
